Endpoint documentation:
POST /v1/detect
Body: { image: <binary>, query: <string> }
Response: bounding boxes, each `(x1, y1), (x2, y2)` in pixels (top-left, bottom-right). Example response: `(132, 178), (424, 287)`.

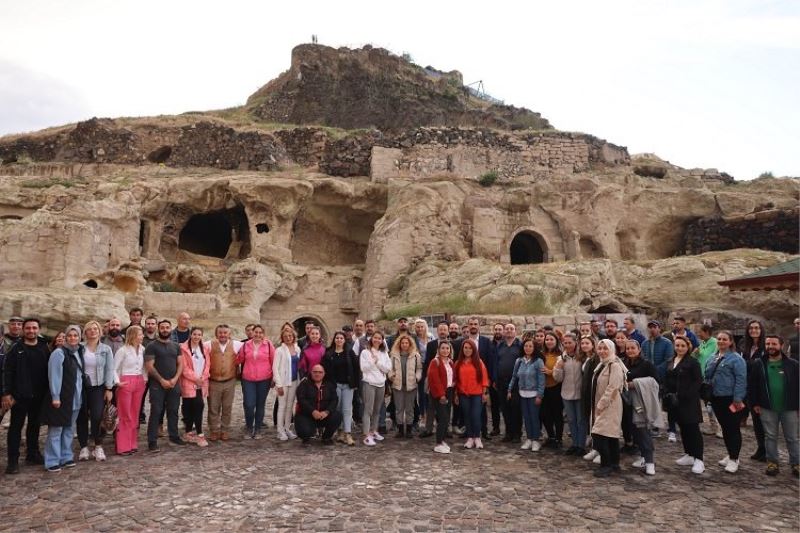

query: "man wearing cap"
(3, 318), (50, 473)
(387, 317), (410, 352)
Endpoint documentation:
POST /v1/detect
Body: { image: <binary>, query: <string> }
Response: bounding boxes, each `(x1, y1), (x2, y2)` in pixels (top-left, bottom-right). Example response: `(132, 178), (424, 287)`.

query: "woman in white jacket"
(360, 331), (391, 446)
(273, 328), (302, 441)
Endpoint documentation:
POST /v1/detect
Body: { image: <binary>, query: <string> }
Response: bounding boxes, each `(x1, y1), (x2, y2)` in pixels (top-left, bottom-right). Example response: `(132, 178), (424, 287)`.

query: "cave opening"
(178, 206), (250, 259)
(510, 231), (547, 265)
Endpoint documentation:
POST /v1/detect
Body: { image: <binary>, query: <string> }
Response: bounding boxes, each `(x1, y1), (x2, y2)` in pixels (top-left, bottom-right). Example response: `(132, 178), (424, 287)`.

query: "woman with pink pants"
(113, 325), (147, 455)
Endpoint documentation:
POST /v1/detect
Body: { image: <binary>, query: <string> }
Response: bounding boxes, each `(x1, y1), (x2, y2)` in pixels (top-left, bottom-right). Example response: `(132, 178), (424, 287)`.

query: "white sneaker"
(583, 449), (599, 461)
(667, 432), (677, 443)
(520, 439), (532, 450)
(675, 454), (695, 466)
(645, 463), (655, 476)
(724, 459), (739, 473)
(531, 441), (542, 452)
(93, 446), (106, 462)
(718, 456), (730, 467)
(464, 438), (475, 449)
(632, 457), (645, 468)
(474, 438), (484, 449)
(277, 430), (289, 441)
(593, 454), (601, 464)
(692, 459), (705, 474)
(78, 447), (91, 461)
(363, 435), (376, 447)
(373, 432), (385, 442)
(285, 429), (297, 440)
(434, 443), (451, 454)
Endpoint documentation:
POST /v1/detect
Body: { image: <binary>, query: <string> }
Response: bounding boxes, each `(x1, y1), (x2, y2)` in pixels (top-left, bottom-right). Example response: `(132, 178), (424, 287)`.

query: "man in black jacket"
(750, 335), (799, 478)
(495, 323), (523, 442)
(2, 318), (50, 474)
(295, 365), (343, 444)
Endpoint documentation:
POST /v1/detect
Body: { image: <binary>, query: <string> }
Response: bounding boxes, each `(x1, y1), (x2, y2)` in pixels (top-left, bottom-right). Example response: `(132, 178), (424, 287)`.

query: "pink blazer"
(180, 342), (210, 398)
(236, 339), (276, 382)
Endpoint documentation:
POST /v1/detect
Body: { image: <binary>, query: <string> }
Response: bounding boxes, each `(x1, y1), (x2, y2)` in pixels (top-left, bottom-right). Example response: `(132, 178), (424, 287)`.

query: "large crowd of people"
(1, 310), (798, 480)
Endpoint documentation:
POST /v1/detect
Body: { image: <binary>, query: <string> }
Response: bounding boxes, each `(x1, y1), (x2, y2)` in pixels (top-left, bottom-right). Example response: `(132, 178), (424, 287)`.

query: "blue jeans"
(336, 383), (355, 433)
(241, 379), (270, 431)
(760, 408), (799, 465)
(563, 399), (586, 448)
(520, 396), (542, 441)
(459, 394), (483, 438)
(45, 409), (79, 468)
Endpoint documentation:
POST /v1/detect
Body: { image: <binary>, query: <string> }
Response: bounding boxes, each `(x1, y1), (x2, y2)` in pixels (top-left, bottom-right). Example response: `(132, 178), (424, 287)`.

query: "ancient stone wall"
(684, 207), (800, 255)
(370, 128), (630, 181)
(169, 122), (287, 171)
(319, 131), (384, 177)
(273, 128), (328, 167)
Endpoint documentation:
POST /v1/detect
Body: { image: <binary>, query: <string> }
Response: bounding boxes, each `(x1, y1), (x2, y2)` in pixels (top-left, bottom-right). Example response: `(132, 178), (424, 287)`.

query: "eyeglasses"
(311, 370), (324, 374)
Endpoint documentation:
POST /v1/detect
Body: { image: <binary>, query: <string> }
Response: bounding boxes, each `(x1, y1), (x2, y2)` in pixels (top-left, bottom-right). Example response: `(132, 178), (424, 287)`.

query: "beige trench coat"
(388, 351), (423, 391)
(590, 356), (626, 438)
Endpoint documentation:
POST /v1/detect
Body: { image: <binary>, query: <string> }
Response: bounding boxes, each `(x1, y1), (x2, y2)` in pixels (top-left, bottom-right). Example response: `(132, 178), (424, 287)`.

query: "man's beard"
(449, 332), (459, 340)
(158, 331), (171, 340)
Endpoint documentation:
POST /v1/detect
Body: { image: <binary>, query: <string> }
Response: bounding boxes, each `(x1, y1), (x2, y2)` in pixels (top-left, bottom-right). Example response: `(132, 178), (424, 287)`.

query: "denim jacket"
(81, 342), (116, 389)
(509, 357), (545, 397)
(705, 350), (747, 402)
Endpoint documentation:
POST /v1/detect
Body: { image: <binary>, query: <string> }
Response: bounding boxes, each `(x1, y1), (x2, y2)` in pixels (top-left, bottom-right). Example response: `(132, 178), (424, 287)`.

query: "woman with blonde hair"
(388, 333), (422, 438)
(77, 320), (115, 462)
(113, 325), (147, 456)
(273, 327), (302, 441)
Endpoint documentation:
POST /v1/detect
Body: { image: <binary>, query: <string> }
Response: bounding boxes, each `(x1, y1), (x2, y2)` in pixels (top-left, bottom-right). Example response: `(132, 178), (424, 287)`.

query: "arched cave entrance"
(291, 316), (330, 343)
(178, 206), (251, 259)
(510, 231), (547, 265)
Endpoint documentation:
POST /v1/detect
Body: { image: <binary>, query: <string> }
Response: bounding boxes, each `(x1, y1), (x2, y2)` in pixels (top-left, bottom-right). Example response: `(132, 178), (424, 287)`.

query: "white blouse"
(114, 345), (146, 383)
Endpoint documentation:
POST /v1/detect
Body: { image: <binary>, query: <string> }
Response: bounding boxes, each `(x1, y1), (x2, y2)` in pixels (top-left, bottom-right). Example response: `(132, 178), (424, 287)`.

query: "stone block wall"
(684, 207), (800, 255)
(319, 131), (384, 177)
(273, 128), (328, 167)
(169, 122), (287, 171)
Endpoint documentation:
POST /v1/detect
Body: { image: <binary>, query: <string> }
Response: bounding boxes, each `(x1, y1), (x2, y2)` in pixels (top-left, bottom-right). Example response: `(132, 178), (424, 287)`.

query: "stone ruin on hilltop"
(0, 44), (797, 337)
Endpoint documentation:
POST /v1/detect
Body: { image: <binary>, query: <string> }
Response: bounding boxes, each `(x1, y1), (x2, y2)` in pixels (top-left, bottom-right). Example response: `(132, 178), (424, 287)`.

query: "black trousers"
(77, 385), (106, 447)
(148, 384), (180, 443)
(481, 386), (501, 433)
(678, 421), (703, 460)
(745, 402), (766, 451)
(712, 396), (743, 460)
(541, 385), (564, 441)
(592, 433), (620, 467)
(6, 396), (44, 461)
(496, 382), (522, 438)
(182, 394), (204, 434)
(621, 402), (634, 444)
(436, 388), (454, 444)
(295, 410), (343, 441)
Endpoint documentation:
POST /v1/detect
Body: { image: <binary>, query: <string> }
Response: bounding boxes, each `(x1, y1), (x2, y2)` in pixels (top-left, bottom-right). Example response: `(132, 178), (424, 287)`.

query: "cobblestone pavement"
(1, 388), (798, 532)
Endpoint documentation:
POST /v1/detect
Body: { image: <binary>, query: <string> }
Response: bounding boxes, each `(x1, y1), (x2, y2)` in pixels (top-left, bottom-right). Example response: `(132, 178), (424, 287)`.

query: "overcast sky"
(1, 0), (797, 179)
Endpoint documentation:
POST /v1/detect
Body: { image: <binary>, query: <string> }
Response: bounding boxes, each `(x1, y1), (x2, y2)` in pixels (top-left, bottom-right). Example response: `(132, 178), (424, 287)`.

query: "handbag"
(700, 355), (722, 402)
(662, 392), (679, 411)
(101, 402), (118, 433)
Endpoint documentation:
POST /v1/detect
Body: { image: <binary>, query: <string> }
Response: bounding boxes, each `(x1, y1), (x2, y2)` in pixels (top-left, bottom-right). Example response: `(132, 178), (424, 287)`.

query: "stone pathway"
(1, 388), (798, 532)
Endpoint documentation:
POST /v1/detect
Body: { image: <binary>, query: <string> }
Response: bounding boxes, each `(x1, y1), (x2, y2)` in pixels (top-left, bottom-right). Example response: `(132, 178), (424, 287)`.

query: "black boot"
(405, 425), (413, 439)
(5, 460), (19, 475)
(750, 447), (766, 462)
(396, 424), (405, 438)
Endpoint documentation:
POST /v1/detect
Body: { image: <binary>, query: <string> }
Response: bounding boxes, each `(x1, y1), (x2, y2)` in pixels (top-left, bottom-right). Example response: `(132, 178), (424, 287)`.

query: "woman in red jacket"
(427, 341), (455, 454)
(454, 339), (490, 450)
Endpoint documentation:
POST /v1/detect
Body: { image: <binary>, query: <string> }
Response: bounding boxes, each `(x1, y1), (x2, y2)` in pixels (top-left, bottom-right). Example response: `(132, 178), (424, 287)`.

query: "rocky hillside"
(245, 44), (552, 131)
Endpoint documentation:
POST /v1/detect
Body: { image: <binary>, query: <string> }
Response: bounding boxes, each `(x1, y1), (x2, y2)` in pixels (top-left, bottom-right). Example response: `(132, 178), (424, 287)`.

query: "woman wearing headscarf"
(590, 338), (626, 477)
(41, 325), (84, 472)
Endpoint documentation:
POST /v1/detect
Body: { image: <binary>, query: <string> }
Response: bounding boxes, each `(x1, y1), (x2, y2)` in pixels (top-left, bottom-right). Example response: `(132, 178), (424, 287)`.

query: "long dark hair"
(327, 331), (346, 351)
(741, 319), (766, 359)
(189, 327), (205, 357)
(543, 332), (562, 355)
(455, 338), (483, 382)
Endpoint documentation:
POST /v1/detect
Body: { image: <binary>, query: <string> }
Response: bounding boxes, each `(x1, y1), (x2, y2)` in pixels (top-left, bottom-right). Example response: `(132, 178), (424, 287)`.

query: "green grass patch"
(21, 176), (86, 189)
(386, 292), (553, 318)
(478, 170), (498, 187)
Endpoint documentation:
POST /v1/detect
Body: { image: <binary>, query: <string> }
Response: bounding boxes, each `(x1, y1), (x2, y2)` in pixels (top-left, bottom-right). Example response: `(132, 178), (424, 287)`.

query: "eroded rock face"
(386, 250), (798, 333)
